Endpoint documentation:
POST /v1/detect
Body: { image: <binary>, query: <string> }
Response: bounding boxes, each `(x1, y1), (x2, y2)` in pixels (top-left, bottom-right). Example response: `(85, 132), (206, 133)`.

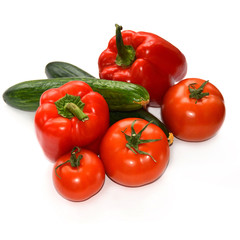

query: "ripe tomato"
(53, 147), (105, 201)
(161, 78), (225, 141)
(100, 118), (170, 187)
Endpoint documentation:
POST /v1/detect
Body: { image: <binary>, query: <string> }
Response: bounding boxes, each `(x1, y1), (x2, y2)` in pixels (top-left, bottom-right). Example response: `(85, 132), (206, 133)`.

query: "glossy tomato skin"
(53, 148), (105, 202)
(161, 78), (225, 141)
(100, 118), (170, 187)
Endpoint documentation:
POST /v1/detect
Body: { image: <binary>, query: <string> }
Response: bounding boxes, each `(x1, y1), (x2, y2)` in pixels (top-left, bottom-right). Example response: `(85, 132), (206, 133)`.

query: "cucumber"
(3, 77), (150, 112)
(110, 108), (173, 145)
(44, 61), (173, 144)
(44, 62), (173, 144)
(45, 61), (95, 78)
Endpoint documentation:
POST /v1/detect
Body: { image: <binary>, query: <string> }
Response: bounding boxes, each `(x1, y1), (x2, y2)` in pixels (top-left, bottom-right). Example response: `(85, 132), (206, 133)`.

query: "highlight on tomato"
(161, 78), (225, 141)
(53, 147), (105, 202)
(100, 118), (170, 187)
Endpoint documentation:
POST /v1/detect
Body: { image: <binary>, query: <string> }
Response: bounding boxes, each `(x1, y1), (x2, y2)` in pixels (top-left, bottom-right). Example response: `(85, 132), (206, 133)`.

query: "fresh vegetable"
(100, 118), (170, 187)
(45, 61), (95, 78)
(161, 78), (225, 141)
(3, 77), (150, 111)
(35, 81), (109, 162)
(109, 108), (173, 145)
(98, 24), (187, 107)
(44, 61), (174, 144)
(53, 147), (105, 202)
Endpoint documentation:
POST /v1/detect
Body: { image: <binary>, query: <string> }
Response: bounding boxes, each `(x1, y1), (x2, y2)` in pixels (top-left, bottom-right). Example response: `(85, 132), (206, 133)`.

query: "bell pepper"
(35, 81), (109, 162)
(98, 24), (187, 107)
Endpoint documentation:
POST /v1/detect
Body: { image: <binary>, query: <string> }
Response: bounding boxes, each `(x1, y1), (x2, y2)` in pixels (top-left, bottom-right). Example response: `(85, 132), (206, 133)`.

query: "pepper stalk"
(115, 24), (136, 68)
(55, 94), (89, 121)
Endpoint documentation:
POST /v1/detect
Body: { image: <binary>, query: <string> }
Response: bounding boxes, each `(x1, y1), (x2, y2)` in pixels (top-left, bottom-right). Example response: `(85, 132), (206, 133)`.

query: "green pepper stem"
(115, 25), (127, 59)
(65, 102), (88, 121)
(115, 24), (136, 67)
(55, 94), (89, 121)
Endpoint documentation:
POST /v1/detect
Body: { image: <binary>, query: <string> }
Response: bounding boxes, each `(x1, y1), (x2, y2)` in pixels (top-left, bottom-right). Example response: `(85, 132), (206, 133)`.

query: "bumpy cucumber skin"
(3, 78), (150, 112)
(44, 62), (172, 144)
(45, 61), (95, 78)
(45, 62), (149, 111)
(110, 109), (170, 138)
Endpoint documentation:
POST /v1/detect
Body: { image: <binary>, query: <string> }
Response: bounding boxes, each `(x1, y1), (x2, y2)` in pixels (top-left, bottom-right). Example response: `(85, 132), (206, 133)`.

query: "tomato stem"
(188, 80), (209, 104)
(55, 147), (83, 179)
(122, 120), (162, 162)
(115, 24), (136, 67)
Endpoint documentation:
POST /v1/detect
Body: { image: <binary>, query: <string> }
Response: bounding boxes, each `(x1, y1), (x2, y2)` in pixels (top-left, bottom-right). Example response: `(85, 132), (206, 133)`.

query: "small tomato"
(53, 147), (105, 202)
(100, 118), (170, 187)
(161, 78), (225, 141)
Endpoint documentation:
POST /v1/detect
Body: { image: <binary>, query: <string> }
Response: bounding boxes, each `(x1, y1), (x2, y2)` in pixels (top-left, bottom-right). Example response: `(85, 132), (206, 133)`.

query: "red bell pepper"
(35, 81), (109, 162)
(98, 24), (187, 107)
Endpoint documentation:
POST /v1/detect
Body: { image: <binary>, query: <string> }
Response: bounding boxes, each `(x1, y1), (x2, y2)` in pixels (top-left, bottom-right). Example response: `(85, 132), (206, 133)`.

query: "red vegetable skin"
(35, 81), (109, 162)
(161, 78), (225, 141)
(53, 147), (105, 202)
(98, 24), (187, 107)
(100, 118), (170, 187)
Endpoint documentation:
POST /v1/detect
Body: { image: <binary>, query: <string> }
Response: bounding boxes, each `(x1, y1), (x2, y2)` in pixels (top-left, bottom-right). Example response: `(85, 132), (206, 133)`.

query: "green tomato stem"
(188, 80), (210, 104)
(122, 120), (162, 162)
(55, 147), (83, 179)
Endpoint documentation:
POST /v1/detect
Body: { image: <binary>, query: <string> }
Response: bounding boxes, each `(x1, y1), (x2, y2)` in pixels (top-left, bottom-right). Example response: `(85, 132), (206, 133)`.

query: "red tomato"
(53, 147), (105, 202)
(161, 78), (225, 141)
(100, 118), (170, 187)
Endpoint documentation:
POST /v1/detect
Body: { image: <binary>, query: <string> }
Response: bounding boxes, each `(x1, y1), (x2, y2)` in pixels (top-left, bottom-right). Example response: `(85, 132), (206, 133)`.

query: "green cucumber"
(109, 108), (173, 145)
(43, 62), (173, 144)
(45, 61), (95, 78)
(45, 62), (173, 144)
(3, 77), (149, 112)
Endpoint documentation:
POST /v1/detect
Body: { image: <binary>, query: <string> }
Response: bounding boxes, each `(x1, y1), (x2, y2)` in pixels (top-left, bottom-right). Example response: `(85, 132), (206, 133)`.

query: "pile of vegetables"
(2, 25), (225, 202)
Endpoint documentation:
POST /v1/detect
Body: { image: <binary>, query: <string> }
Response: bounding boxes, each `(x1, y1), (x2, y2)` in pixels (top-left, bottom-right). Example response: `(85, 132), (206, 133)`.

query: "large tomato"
(161, 78), (225, 141)
(53, 147), (105, 202)
(100, 118), (170, 187)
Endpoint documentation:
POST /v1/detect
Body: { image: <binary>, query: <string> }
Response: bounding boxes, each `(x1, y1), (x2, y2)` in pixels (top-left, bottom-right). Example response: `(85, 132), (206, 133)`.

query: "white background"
(1, 0), (239, 239)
